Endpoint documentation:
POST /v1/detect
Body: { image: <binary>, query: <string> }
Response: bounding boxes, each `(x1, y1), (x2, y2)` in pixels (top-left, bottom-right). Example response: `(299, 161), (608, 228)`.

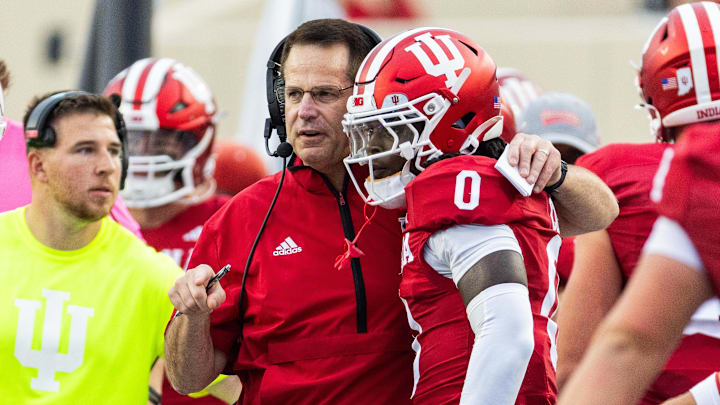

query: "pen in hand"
(172, 264), (231, 320)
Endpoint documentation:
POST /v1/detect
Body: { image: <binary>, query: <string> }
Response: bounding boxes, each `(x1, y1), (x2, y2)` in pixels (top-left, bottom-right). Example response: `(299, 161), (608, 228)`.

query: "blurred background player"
(557, 2), (720, 403)
(104, 57), (240, 405)
(520, 92), (599, 165)
(497, 67), (542, 126)
(0, 90), (180, 403)
(212, 141), (266, 197)
(519, 91), (600, 290)
(0, 60), (32, 211)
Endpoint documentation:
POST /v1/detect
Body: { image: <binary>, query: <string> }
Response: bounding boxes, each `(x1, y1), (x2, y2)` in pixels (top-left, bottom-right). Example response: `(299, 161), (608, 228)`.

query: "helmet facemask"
(344, 92), (449, 208)
(121, 126), (215, 208)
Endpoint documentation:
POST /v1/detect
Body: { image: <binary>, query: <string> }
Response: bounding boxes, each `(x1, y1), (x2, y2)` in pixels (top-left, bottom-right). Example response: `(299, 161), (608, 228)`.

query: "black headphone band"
(264, 22), (382, 158)
(25, 91), (91, 147)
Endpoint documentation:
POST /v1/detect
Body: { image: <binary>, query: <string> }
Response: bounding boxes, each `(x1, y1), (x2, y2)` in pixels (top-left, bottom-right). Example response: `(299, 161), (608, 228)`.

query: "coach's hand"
(506, 132), (562, 193)
(169, 264), (226, 318)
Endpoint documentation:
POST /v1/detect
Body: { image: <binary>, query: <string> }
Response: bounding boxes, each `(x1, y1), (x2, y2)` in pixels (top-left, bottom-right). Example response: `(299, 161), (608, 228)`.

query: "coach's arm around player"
(506, 132), (618, 236)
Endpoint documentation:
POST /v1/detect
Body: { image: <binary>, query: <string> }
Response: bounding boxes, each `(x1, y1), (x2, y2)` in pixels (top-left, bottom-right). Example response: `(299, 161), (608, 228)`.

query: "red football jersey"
(656, 122), (720, 288)
(576, 143), (669, 280)
(556, 237), (575, 287)
(141, 195), (230, 270)
(187, 165), (414, 405)
(578, 140), (720, 403)
(401, 155), (561, 405)
(140, 194), (230, 405)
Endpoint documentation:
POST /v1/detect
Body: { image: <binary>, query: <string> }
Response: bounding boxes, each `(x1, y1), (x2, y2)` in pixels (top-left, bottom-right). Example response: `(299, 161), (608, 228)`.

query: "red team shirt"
(141, 194), (230, 405)
(187, 164), (414, 405)
(401, 155), (561, 405)
(576, 144), (669, 280)
(578, 141), (720, 404)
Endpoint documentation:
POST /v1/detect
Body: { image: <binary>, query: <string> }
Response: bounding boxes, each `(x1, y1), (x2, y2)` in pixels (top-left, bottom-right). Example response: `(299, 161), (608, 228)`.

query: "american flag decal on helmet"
(661, 77), (678, 90)
(493, 96), (501, 109)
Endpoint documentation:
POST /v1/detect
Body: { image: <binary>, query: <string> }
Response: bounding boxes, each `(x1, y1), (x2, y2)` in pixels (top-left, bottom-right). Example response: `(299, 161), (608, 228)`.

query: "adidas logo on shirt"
(273, 237), (303, 256)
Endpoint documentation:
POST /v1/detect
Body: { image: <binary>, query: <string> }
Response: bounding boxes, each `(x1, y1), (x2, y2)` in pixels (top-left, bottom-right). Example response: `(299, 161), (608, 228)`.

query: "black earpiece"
(24, 90), (130, 189)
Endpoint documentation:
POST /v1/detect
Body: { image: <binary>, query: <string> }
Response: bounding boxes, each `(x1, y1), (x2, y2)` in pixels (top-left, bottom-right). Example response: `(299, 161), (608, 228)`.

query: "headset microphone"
(263, 118), (294, 158)
(275, 141), (294, 158)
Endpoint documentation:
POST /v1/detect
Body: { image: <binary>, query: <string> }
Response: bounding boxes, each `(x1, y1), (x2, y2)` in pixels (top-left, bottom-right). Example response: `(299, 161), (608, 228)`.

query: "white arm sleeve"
(690, 372), (720, 405)
(644, 216), (705, 272)
(424, 224), (522, 285)
(460, 283), (534, 405)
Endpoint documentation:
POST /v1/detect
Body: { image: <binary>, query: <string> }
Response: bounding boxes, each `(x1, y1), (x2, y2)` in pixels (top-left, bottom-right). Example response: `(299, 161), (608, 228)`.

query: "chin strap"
(334, 204), (378, 271)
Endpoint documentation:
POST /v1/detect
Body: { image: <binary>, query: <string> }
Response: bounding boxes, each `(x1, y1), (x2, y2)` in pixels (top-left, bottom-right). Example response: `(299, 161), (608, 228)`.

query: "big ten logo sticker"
(404, 32), (465, 88)
(14, 289), (94, 392)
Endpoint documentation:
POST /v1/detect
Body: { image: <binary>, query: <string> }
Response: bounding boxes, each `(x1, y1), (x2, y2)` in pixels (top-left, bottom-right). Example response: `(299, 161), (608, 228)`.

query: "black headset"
(24, 91), (130, 190)
(263, 23), (383, 159)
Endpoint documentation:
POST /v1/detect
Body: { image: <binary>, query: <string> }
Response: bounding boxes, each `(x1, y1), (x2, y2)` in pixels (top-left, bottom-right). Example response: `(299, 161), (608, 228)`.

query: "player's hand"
(506, 132), (562, 193)
(168, 264), (226, 318)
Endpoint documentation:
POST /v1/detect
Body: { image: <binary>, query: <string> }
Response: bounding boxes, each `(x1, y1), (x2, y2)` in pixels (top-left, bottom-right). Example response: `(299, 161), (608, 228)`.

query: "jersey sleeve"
(644, 217), (705, 272)
(424, 223), (522, 285)
(653, 127), (720, 278)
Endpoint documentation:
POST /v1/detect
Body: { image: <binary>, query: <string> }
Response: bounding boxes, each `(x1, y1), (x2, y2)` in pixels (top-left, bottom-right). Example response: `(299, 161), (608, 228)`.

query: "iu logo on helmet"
(404, 32), (465, 88)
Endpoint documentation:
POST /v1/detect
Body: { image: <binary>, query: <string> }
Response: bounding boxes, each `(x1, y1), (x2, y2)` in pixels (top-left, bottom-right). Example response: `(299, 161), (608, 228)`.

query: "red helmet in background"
(104, 58), (217, 208)
(497, 67), (542, 125)
(638, 1), (720, 142)
(500, 99), (517, 143)
(343, 27), (501, 206)
(213, 141), (267, 196)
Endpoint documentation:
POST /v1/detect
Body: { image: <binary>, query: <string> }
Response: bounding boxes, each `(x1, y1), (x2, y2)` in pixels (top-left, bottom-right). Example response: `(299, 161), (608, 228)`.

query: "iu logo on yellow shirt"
(14, 289), (94, 392)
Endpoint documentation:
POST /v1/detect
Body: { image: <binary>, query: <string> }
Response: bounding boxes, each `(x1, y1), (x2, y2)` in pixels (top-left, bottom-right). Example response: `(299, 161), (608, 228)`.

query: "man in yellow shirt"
(0, 91), (181, 404)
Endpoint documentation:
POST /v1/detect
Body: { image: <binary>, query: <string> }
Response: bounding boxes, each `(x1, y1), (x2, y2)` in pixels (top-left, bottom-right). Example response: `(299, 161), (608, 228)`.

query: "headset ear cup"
(44, 127), (56, 146)
(275, 75), (286, 140)
(108, 94), (129, 190)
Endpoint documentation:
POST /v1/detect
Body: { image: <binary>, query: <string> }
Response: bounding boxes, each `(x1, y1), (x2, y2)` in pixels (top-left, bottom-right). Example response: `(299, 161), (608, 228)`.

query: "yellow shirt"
(0, 207), (182, 404)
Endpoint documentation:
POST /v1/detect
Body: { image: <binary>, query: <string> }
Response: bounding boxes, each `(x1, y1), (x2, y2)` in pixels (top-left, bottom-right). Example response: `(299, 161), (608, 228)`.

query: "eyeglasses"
(283, 85), (353, 105)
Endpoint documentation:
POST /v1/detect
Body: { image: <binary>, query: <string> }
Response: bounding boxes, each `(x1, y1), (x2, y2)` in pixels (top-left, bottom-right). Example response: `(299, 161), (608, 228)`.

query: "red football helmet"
(212, 141), (267, 196)
(104, 58), (217, 208)
(638, 1), (720, 142)
(497, 67), (542, 125)
(343, 27), (502, 206)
